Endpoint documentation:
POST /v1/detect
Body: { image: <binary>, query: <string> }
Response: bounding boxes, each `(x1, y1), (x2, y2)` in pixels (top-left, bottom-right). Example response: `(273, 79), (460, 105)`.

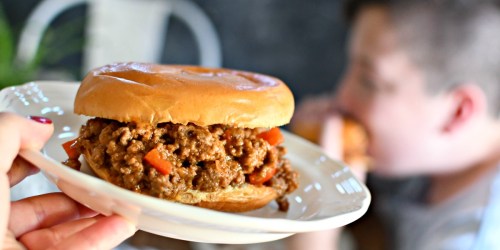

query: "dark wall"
(1, 0), (348, 102)
(165, 0), (349, 102)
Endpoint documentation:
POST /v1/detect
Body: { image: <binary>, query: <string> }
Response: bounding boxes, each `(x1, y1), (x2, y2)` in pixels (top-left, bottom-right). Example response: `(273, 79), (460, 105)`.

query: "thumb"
(319, 115), (343, 160)
(0, 112), (54, 174)
(319, 115), (367, 182)
(22, 115), (54, 150)
(0, 113), (53, 250)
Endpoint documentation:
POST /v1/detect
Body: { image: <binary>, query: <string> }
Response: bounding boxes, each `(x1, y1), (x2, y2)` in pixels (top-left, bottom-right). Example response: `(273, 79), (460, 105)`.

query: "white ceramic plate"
(1, 82), (371, 244)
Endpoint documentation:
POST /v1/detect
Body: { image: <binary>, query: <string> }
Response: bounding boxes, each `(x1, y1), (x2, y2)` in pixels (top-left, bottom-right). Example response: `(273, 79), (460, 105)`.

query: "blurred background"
(1, 0), (354, 249)
(0, 0), (348, 103)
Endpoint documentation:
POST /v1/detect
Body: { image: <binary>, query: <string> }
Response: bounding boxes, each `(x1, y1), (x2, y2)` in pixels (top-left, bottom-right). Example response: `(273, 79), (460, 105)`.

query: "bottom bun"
(83, 151), (278, 212)
(174, 185), (278, 212)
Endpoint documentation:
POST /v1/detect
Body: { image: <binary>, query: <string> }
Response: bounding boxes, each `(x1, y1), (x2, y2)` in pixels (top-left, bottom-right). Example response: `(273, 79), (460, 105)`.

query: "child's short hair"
(344, 0), (500, 116)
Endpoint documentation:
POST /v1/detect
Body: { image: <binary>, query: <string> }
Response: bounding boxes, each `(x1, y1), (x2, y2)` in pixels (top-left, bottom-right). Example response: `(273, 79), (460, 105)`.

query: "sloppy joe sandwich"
(290, 98), (371, 169)
(62, 62), (299, 212)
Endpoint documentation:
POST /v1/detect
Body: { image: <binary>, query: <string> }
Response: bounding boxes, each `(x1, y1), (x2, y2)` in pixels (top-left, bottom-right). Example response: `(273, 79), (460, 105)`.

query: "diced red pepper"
(144, 148), (172, 175)
(257, 127), (284, 146)
(223, 129), (232, 141)
(249, 165), (277, 185)
(62, 138), (79, 159)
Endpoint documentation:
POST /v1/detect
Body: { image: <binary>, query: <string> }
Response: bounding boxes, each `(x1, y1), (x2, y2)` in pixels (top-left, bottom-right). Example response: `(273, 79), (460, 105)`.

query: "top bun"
(75, 62), (295, 128)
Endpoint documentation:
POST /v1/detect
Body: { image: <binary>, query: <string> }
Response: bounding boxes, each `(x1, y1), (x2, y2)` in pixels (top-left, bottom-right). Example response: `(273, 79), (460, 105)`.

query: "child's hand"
(320, 115), (367, 182)
(291, 96), (368, 182)
(290, 95), (336, 143)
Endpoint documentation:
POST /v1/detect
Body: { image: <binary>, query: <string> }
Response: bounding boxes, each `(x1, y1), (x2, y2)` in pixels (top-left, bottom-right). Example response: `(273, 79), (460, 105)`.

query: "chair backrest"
(15, 0), (222, 74)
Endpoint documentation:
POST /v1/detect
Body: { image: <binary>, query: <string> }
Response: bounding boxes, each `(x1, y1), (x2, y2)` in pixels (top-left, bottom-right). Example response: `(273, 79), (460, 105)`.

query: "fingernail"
(28, 116), (53, 124)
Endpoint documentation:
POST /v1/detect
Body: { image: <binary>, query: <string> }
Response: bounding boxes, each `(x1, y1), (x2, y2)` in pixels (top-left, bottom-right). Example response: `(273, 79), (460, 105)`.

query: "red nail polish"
(28, 116), (53, 124)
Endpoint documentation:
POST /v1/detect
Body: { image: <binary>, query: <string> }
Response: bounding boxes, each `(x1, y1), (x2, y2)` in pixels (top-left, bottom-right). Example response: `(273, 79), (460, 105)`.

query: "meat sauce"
(68, 118), (299, 211)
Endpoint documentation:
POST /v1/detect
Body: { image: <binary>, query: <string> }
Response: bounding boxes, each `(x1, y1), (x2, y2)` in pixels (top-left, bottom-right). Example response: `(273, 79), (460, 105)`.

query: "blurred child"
(289, 0), (500, 249)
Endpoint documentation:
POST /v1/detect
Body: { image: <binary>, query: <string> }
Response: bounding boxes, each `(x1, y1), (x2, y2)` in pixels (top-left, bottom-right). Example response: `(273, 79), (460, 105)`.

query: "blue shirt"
(375, 164), (500, 250)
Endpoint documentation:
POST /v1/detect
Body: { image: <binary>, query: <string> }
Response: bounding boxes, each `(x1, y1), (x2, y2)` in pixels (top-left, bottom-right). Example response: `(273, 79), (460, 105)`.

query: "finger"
(20, 216), (101, 250)
(291, 97), (338, 143)
(319, 115), (343, 159)
(9, 193), (97, 237)
(2, 230), (26, 250)
(7, 156), (40, 187)
(0, 175), (9, 248)
(0, 112), (54, 175)
(0, 113), (53, 243)
(48, 215), (136, 250)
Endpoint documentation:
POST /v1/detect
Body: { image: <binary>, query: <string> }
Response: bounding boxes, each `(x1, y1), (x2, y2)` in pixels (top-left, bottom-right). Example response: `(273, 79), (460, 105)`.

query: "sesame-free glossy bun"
(75, 62), (295, 128)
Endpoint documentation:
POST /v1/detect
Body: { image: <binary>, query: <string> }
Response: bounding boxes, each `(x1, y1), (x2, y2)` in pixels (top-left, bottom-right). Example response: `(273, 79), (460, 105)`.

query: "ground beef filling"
(75, 118), (299, 210)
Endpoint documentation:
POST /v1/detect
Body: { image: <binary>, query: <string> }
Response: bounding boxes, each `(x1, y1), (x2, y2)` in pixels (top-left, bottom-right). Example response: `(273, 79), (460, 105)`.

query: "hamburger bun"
(75, 62), (294, 128)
